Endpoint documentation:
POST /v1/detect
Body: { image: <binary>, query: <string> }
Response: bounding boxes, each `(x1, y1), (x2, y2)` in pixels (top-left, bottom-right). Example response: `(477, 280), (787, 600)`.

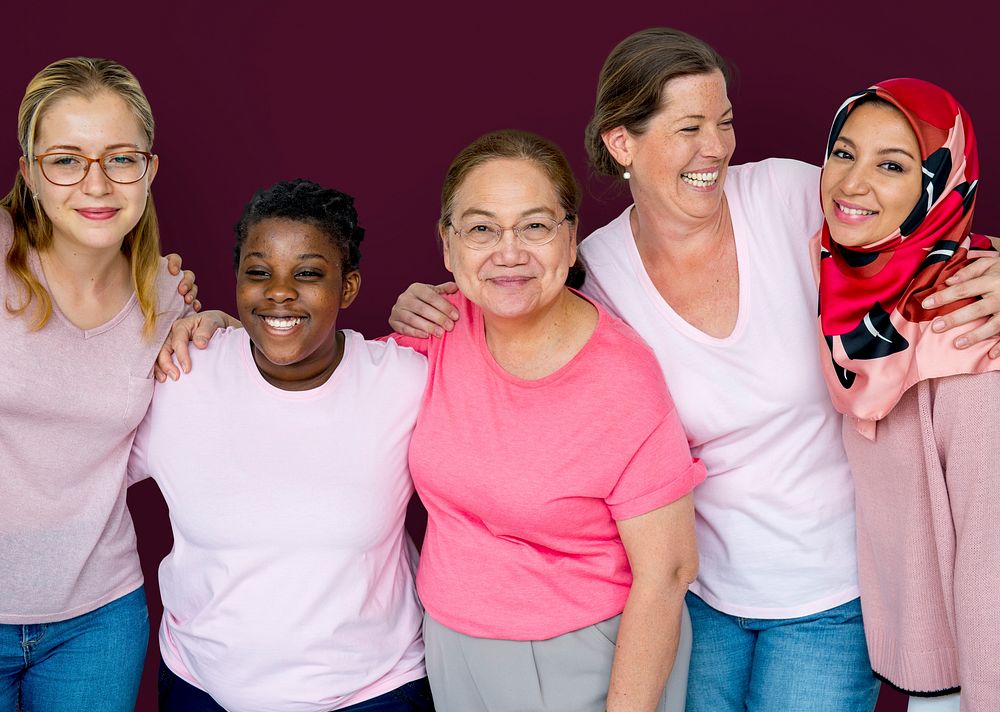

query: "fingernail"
(170, 371), (179, 381)
(955, 336), (969, 348)
(195, 339), (206, 347)
(450, 311), (459, 320)
(433, 327), (443, 338)
(922, 296), (937, 308)
(932, 319), (946, 332)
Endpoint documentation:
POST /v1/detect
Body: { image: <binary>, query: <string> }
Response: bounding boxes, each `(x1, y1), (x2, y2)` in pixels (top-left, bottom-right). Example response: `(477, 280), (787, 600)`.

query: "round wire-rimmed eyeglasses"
(451, 215), (572, 250)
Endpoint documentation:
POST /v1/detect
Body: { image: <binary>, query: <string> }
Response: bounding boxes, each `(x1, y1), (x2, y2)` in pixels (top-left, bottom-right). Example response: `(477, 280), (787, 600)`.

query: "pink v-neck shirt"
(128, 328), (428, 711)
(579, 159), (859, 619)
(0, 209), (188, 623)
(393, 292), (705, 640)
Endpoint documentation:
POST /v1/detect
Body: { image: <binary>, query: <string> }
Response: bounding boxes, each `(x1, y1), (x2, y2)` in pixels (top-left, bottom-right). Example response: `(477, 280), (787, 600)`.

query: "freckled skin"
(622, 70), (736, 230)
(237, 218), (360, 391)
(20, 91), (157, 254)
(822, 103), (923, 248)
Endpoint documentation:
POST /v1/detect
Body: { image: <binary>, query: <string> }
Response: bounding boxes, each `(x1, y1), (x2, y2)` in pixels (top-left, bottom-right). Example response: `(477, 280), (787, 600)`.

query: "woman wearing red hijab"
(817, 78), (1000, 711)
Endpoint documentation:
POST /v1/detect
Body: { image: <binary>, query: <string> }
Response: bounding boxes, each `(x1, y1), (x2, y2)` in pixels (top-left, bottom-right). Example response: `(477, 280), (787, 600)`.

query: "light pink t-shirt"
(0, 208), (186, 624)
(580, 159), (859, 618)
(395, 291), (705, 640)
(128, 327), (428, 712)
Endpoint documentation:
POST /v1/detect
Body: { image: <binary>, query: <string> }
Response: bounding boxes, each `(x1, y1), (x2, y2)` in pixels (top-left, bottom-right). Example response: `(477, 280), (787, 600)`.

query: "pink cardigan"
(842, 371), (1000, 708)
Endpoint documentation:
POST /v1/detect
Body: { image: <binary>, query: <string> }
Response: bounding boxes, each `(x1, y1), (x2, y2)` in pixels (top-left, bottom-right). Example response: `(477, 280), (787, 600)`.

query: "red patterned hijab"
(815, 78), (997, 434)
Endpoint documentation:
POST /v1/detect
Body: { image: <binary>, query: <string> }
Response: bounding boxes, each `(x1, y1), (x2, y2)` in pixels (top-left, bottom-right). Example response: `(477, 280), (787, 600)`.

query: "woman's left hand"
(921, 254), (1000, 358)
(165, 253), (202, 312)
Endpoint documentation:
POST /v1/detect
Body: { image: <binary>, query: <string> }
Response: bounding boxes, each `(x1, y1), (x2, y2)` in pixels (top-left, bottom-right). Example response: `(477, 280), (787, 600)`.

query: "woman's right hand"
(388, 282), (460, 338)
(155, 310), (240, 382)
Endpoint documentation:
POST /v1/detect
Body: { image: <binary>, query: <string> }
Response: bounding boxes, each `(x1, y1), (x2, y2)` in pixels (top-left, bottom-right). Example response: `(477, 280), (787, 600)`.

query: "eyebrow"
(41, 142), (143, 153)
(458, 206), (558, 220)
(835, 135), (917, 161)
(241, 251), (331, 262)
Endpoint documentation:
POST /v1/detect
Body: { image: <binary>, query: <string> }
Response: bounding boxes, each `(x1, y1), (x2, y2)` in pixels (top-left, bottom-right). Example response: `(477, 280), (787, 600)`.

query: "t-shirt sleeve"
(605, 405), (706, 521)
(381, 332), (432, 356)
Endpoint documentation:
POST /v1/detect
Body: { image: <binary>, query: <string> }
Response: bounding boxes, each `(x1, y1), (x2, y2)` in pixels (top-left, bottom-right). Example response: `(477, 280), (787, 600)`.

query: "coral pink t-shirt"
(394, 291), (704, 640)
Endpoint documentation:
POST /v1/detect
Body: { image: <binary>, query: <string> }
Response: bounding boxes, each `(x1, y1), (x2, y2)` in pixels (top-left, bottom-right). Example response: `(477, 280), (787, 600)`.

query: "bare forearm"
(605, 580), (687, 712)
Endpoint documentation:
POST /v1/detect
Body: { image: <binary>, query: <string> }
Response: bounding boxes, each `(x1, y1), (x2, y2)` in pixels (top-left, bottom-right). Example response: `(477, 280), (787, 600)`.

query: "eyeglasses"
(452, 215), (571, 250)
(33, 150), (153, 186)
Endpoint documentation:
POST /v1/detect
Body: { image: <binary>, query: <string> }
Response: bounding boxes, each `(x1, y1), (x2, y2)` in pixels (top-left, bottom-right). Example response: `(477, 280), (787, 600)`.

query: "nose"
(838, 161), (871, 196)
(79, 159), (113, 196)
(491, 228), (530, 266)
(700, 126), (728, 159)
(265, 274), (298, 303)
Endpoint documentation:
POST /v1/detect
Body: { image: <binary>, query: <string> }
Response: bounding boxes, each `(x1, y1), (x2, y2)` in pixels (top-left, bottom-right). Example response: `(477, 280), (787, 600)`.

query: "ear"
(340, 270), (361, 309)
(440, 223), (453, 273)
(601, 126), (632, 171)
(568, 221), (578, 264)
(145, 154), (159, 187)
(19, 156), (35, 195)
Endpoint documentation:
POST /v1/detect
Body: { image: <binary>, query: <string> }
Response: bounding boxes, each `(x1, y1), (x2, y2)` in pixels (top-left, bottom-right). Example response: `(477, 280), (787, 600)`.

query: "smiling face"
(236, 218), (360, 390)
(20, 90), (157, 254)
(612, 70), (735, 227)
(441, 158), (577, 322)
(821, 101), (923, 248)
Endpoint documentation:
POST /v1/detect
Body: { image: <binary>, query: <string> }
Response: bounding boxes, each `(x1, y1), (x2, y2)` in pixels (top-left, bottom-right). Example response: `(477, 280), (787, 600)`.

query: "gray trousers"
(423, 604), (692, 712)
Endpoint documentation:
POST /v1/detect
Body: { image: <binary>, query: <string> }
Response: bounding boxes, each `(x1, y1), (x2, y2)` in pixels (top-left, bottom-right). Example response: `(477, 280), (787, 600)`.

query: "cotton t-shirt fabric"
(579, 159), (859, 619)
(128, 327), (428, 712)
(395, 290), (705, 640)
(0, 208), (187, 624)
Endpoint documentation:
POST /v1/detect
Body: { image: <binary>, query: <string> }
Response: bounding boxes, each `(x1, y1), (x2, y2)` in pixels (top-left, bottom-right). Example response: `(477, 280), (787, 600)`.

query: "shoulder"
(579, 205), (632, 261)
(727, 158), (819, 196)
(578, 207), (636, 308)
(157, 326), (242, 391)
(930, 370), (1000, 405)
(727, 158), (823, 237)
(345, 330), (428, 388)
(584, 300), (671, 409)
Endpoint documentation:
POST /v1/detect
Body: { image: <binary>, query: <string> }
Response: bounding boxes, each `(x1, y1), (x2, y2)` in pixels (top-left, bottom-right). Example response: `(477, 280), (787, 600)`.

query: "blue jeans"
(158, 660), (435, 711)
(685, 592), (879, 712)
(0, 586), (148, 712)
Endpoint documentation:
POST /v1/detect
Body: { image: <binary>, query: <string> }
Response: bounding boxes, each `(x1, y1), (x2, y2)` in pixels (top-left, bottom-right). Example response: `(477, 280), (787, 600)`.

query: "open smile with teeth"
(835, 201), (877, 216)
(261, 316), (305, 330)
(681, 171), (719, 187)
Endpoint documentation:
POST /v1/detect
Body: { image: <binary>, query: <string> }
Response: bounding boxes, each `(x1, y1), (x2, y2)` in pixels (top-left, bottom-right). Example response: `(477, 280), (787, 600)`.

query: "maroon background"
(5, 2), (996, 709)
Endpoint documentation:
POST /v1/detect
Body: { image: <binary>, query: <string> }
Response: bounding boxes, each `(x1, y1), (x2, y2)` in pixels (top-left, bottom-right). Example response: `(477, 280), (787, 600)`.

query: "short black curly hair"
(233, 179), (364, 272)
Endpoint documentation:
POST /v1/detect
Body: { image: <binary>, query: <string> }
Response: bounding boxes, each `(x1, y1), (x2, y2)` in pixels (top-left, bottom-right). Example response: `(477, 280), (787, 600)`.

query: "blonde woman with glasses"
(0, 57), (196, 711)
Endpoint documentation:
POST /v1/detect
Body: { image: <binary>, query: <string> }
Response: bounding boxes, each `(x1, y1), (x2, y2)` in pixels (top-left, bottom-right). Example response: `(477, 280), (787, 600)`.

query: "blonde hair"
(1, 57), (162, 337)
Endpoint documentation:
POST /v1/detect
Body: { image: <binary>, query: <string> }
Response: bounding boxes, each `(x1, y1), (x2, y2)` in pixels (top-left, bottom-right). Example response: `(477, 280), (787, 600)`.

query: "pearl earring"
(623, 170), (631, 180)
(32, 193), (38, 200)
